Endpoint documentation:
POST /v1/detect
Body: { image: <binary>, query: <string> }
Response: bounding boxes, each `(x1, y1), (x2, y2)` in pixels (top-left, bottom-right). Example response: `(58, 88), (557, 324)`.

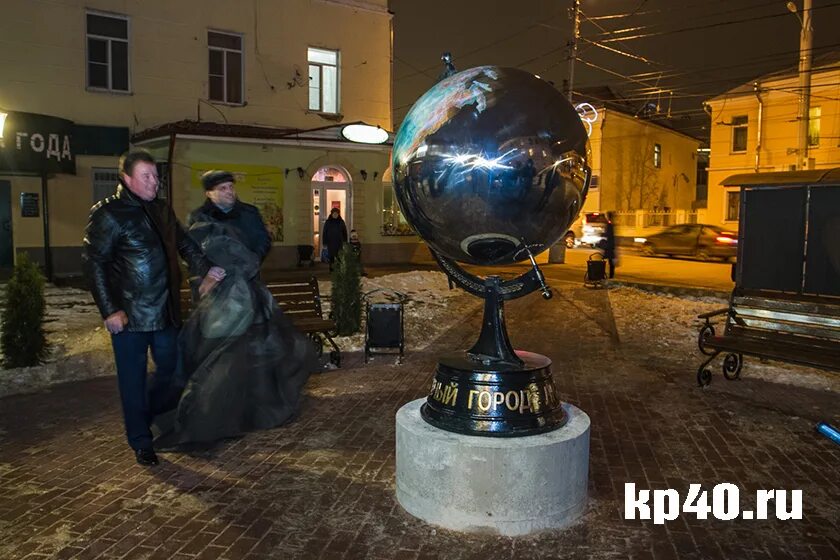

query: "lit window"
(726, 190), (740, 222)
(308, 47), (339, 114)
(86, 12), (129, 92)
(731, 115), (748, 152)
(382, 184), (413, 236)
(808, 106), (820, 147)
(653, 144), (662, 168)
(208, 31), (243, 104)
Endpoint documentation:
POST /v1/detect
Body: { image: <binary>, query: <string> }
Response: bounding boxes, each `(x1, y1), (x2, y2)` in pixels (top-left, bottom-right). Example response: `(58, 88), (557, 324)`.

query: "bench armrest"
(697, 307), (729, 320)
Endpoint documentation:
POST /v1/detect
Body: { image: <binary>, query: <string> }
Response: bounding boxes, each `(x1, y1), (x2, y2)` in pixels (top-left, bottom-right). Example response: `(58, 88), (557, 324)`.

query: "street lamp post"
(787, 0), (813, 170)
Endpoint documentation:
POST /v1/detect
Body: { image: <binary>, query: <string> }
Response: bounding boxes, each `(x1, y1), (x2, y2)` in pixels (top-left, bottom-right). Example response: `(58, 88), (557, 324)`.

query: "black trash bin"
(297, 244), (315, 267)
(584, 253), (607, 288)
(363, 289), (406, 363)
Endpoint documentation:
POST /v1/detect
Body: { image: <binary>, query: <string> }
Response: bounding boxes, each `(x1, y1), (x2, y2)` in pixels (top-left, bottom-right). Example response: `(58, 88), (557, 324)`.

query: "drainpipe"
(167, 132), (176, 205)
(40, 170), (52, 282)
(754, 82), (763, 173)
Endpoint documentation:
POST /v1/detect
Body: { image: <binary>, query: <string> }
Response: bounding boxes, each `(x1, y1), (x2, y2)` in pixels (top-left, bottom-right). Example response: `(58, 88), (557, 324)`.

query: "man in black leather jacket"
(83, 151), (225, 466)
(187, 170), (272, 262)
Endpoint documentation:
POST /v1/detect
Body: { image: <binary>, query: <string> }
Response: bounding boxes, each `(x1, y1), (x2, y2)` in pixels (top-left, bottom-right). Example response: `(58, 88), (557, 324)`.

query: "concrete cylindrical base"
(395, 398), (590, 536)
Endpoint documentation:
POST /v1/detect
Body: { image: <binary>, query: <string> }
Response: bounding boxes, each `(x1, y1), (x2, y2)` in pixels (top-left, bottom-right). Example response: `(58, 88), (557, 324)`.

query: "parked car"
(564, 212), (609, 248)
(637, 224), (737, 261)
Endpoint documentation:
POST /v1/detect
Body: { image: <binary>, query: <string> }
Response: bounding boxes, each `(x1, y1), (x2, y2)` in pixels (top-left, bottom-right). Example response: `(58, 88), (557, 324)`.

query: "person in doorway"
(152, 169), (316, 448)
(603, 211), (617, 279)
(322, 207), (348, 271)
(83, 151), (225, 466)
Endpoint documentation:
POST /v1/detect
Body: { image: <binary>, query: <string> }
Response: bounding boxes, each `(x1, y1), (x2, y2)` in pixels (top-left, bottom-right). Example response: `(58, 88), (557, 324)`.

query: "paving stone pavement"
(0, 286), (838, 560)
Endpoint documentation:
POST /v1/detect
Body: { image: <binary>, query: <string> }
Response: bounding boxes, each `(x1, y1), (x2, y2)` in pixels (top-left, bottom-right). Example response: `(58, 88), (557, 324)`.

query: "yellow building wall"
(0, 0), (392, 133)
(0, 0), (400, 272)
(598, 110), (699, 213)
(706, 68), (840, 229)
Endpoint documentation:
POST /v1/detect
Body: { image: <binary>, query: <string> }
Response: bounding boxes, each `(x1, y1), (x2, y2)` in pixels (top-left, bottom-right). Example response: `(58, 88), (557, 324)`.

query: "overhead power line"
(591, 2), (840, 43)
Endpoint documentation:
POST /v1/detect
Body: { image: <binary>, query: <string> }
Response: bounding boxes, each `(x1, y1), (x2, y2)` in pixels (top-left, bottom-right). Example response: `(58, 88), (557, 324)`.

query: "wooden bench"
(179, 276), (340, 367)
(696, 289), (840, 386)
(266, 277), (340, 367)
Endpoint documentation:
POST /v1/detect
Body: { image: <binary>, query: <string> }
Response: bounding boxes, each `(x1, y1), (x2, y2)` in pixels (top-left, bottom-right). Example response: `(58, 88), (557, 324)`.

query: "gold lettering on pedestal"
(477, 391), (492, 412)
(505, 390), (520, 412)
(429, 379), (458, 406)
(455, 385), (560, 415)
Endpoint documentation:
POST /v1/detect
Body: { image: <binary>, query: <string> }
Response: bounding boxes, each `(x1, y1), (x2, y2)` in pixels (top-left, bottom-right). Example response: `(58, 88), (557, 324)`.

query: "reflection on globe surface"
(392, 66), (591, 266)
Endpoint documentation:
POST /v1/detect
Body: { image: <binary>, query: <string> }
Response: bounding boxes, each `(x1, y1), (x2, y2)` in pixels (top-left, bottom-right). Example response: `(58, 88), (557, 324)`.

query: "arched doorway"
(311, 165), (351, 260)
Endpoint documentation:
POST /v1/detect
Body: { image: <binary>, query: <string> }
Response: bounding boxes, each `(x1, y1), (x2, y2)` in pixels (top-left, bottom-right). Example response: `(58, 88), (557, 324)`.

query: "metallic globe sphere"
(392, 66), (591, 265)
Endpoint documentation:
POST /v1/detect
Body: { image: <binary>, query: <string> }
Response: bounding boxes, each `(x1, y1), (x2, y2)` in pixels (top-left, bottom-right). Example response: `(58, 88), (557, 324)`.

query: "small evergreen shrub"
(330, 243), (362, 335)
(1, 253), (48, 368)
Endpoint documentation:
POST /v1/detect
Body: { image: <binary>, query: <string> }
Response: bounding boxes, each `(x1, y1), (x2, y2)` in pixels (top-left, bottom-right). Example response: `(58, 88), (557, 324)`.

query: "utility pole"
(567, 0), (581, 103)
(790, 0), (813, 170)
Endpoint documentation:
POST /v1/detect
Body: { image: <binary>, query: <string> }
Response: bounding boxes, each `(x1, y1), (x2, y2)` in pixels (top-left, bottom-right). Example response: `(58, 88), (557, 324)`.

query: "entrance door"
(311, 166), (352, 261)
(0, 181), (12, 269)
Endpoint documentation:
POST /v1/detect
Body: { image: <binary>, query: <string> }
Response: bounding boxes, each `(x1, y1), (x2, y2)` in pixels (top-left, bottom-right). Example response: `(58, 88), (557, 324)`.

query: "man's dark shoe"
(135, 448), (159, 466)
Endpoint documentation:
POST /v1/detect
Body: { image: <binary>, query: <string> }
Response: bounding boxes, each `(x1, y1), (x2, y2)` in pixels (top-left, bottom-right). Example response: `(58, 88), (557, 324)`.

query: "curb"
(609, 280), (730, 300)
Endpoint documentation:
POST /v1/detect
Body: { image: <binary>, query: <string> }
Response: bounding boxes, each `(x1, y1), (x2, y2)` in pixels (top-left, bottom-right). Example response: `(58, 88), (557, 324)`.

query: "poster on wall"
(190, 163), (285, 242)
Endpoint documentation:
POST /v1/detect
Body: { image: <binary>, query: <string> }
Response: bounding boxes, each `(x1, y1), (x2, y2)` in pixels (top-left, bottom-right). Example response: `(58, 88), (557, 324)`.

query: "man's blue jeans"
(110, 326), (179, 450)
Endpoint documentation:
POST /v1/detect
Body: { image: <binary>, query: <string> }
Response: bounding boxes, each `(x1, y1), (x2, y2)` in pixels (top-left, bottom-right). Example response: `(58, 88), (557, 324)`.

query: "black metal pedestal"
(421, 275), (567, 437)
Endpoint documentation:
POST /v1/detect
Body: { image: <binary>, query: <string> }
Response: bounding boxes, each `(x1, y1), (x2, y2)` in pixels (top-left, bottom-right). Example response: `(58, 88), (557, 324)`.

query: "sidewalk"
(0, 282), (837, 559)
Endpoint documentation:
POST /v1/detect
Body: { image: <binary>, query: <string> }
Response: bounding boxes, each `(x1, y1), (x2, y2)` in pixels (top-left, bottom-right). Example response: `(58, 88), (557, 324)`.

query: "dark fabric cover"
(153, 220), (316, 447)
(83, 184), (210, 331)
(187, 199), (272, 261)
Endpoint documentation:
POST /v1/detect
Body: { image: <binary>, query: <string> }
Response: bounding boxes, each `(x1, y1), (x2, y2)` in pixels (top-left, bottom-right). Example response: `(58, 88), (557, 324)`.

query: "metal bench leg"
(698, 320), (716, 356)
(722, 353), (743, 381)
(323, 333), (341, 367)
(697, 350), (721, 387)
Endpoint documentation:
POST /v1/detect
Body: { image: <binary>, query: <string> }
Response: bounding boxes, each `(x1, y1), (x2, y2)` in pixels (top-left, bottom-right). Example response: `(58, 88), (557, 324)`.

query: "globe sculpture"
(392, 66), (591, 436)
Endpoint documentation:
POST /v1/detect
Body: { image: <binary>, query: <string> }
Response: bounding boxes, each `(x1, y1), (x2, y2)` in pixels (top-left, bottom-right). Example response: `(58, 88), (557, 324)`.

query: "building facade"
(567, 94), (700, 241)
(705, 55), (840, 230)
(0, 0), (423, 277)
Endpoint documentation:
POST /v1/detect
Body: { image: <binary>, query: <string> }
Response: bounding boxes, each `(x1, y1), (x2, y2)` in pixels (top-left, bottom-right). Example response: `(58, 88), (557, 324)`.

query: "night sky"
(391, 0), (840, 141)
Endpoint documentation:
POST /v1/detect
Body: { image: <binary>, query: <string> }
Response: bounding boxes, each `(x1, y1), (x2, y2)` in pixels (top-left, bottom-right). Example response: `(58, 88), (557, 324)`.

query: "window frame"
(731, 115), (748, 153)
(207, 29), (245, 106)
(85, 10), (131, 94)
(308, 47), (340, 114)
(808, 106), (821, 147)
(653, 143), (662, 168)
(91, 167), (120, 203)
(725, 189), (741, 222)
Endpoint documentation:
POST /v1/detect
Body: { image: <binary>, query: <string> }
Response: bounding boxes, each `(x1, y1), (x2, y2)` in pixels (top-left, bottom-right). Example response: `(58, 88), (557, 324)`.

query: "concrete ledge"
(395, 399), (590, 536)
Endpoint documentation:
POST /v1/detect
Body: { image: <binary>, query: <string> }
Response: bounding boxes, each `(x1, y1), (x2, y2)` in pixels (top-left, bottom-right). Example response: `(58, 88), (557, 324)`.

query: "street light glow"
(341, 124), (389, 144)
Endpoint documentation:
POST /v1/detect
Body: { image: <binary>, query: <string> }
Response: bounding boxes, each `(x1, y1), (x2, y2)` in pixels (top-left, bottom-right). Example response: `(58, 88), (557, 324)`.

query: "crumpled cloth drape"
(154, 221), (317, 447)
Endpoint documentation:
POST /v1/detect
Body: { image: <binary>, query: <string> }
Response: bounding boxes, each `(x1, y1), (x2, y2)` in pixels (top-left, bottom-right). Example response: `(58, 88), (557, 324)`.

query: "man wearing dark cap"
(83, 151), (225, 466)
(187, 170), (272, 262)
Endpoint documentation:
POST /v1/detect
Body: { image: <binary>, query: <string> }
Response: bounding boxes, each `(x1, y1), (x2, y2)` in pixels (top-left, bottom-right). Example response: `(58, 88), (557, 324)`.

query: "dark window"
(732, 115), (748, 152)
(86, 12), (129, 92)
(726, 190), (740, 221)
(208, 31), (243, 104)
